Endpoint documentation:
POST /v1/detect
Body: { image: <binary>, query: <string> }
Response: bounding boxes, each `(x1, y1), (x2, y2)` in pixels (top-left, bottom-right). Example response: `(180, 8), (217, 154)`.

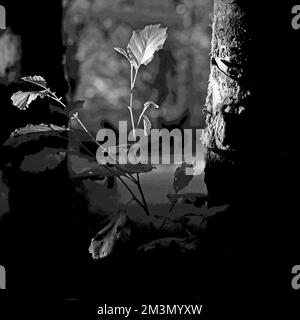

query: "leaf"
(137, 101), (159, 126)
(114, 163), (155, 175)
(66, 100), (84, 114)
(20, 147), (66, 173)
(10, 124), (69, 137)
(70, 154), (155, 179)
(49, 104), (68, 117)
(89, 212), (131, 259)
(4, 124), (69, 148)
(127, 24), (168, 70)
(143, 115), (151, 136)
(173, 163), (195, 193)
(11, 90), (48, 110)
(76, 163), (155, 179)
(138, 237), (198, 254)
(21, 75), (47, 88)
(113, 47), (130, 61)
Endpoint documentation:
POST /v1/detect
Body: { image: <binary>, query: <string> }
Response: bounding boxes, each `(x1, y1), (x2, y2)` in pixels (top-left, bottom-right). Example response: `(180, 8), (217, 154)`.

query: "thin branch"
(136, 173), (151, 216)
(118, 176), (146, 210)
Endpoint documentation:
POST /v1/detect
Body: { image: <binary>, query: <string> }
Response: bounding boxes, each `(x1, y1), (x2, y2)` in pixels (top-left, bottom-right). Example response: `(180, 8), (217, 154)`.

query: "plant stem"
(136, 173), (151, 216)
(46, 87), (152, 217)
(70, 132), (145, 210)
(47, 92), (67, 109)
(128, 66), (152, 217)
(131, 66), (139, 89)
(118, 176), (146, 210)
(72, 114), (102, 147)
(128, 105), (136, 140)
(129, 64), (136, 140)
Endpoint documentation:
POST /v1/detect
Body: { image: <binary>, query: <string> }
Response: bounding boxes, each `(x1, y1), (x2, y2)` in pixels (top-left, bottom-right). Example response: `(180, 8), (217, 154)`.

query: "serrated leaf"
(21, 75), (47, 88)
(137, 101), (159, 126)
(113, 47), (130, 61)
(11, 90), (48, 110)
(127, 24), (168, 70)
(173, 163), (195, 193)
(89, 212), (131, 259)
(10, 124), (69, 137)
(143, 115), (152, 136)
(4, 124), (69, 148)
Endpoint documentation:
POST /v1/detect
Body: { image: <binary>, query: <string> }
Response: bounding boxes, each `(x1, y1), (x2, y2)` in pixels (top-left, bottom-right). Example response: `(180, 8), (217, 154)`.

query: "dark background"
(0, 0), (299, 318)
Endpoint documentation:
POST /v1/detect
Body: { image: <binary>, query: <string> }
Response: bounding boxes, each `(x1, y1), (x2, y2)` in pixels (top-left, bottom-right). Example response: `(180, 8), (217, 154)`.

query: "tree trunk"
(203, 0), (292, 245)
(203, 0), (255, 205)
(203, 1), (288, 205)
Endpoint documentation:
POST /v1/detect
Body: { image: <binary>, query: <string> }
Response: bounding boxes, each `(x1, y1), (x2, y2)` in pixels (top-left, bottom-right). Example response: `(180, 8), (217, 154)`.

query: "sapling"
(8, 25), (204, 259)
(10, 24), (168, 219)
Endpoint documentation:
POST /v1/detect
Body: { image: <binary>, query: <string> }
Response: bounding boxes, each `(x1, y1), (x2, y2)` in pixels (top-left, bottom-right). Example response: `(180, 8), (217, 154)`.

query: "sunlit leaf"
(21, 75), (47, 88)
(127, 24), (168, 70)
(113, 47), (130, 62)
(173, 163), (195, 193)
(4, 124), (69, 148)
(11, 90), (48, 110)
(143, 115), (151, 136)
(137, 101), (159, 126)
(10, 124), (69, 137)
(89, 212), (131, 259)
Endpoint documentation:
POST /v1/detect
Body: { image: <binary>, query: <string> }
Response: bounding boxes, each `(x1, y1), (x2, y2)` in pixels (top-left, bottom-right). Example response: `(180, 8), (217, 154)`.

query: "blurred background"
(64, 0), (212, 133)
(0, 0), (212, 219)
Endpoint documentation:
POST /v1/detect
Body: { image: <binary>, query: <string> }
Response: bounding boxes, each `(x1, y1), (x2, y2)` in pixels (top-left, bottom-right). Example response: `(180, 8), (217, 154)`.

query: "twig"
(136, 173), (151, 216)
(129, 63), (136, 139)
(43, 84), (152, 217)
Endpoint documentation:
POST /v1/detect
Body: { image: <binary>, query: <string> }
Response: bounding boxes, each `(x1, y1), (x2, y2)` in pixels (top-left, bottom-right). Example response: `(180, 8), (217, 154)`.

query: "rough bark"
(202, 0), (293, 248)
(203, 0), (255, 205)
